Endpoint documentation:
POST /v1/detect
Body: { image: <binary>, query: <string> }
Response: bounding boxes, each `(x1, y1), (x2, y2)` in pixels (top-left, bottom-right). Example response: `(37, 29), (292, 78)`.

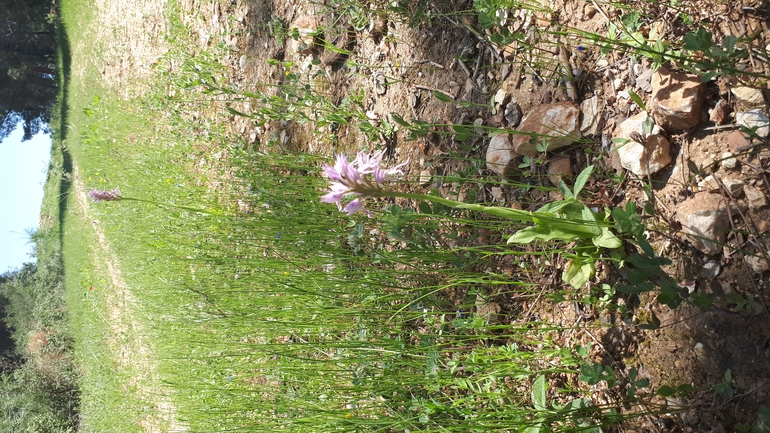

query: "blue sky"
(0, 122), (52, 274)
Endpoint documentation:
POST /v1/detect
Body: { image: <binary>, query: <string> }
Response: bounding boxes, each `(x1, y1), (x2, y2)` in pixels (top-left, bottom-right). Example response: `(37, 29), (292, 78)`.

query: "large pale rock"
(291, 16), (317, 54)
(512, 102), (581, 157)
(678, 193), (741, 255)
(486, 133), (515, 176)
(613, 112), (672, 176)
(651, 67), (705, 130)
(579, 96), (603, 136)
(736, 110), (770, 138)
(731, 86), (765, 105)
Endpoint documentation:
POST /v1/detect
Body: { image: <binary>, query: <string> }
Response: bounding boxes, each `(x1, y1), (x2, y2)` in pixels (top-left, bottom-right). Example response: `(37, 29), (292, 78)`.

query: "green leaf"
(723, 35), (737, 53)
(563, 259), (593, 289)
(557, 179), (574, 198)
(432, 90), (454, 102)
(452, 124), (471, 141)
(593, 226), (623, 249)
(616, 282), (654, 294)
(418, 201), (433, 214)
(390, 112), (410, 127)
(627, 90), (646, 111)
(683, 27), (713, 52)
(642, 115), (656, 136)
(532, 375), (547, 411)
(573, 165), (594, 197)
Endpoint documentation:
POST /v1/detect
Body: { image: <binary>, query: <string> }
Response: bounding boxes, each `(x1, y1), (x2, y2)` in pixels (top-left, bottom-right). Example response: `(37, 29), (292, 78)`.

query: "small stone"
(651, 67), (705, 130)
(548, 155), (572, 186)
(744, 185), (768, 209)
(239, 54), (248, 69)
(731, 86), (765, 105)
(494, 89), (510, 106)
(709, 99), (730, 125)
(486, 133), (515, 176)
(721, 152), (737, 169)
(635, 68), (654, 93)
(726, 130), (753, 152)
(720, 177), (744, 197)
(490, 186), (504, 201)
(701, 260), (721, 279)
(579, 95), (603, 136)
(746, 255), (770, 274)
(759, 220), (770, 233)
(697, 175), (718, 191)
(678, 192), (742, 255)
(475, 295), (501, 325)
(736, 110), (770, 138)
(504, 101), (523, 127)
(512, 102), (581, 157)
(419, 170), (432, 186)
(613, 112), (672, 176)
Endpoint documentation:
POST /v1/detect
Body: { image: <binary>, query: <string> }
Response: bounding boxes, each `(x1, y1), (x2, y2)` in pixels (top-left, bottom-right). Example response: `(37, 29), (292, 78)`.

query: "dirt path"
(72, 168), (185, 433)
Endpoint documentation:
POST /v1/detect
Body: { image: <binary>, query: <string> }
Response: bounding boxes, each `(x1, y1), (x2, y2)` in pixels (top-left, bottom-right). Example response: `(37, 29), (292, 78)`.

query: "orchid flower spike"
(321, 150), (406, 216)
(88, 188), (123, 203)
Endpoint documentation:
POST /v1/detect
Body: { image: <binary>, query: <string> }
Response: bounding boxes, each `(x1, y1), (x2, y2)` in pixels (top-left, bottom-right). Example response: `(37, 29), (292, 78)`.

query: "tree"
(0, 0), (58, 143)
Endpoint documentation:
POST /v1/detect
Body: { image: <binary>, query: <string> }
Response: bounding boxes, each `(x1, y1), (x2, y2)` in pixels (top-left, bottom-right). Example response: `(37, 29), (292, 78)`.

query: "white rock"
(720, 177), (744, 197)
(419, 170), (432, 186)
(721, 152), (737, 169)
(701, 260), (721, 279)
(697, 176), (743, 196)
(486, 134), (515, 176)
(677, 193), (740, 255)
(736, 110), (770, 138)
(613, 112), (671, 176)
(746, 255), (770, 274)
(580, 96), (603, 136)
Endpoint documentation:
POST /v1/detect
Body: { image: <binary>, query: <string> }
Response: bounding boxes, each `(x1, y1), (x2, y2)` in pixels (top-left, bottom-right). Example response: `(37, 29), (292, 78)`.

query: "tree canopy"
(0, 0), (58, 143)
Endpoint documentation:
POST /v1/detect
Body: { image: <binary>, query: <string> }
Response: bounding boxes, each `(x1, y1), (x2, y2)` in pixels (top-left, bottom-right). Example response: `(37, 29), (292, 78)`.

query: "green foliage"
(509, 165), (621, 288)
(713, 369), (736, 399)
(611, 202), (688, 309)
(682, 28), (747, 81)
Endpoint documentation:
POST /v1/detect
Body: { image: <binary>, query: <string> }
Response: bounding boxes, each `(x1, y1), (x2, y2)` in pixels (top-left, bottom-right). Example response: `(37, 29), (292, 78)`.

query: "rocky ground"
(92, 0), (770, 430)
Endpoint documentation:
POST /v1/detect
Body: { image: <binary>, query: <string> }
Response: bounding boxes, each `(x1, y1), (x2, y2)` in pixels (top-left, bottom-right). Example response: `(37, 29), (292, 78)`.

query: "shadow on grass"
(54, 12), (73, 252)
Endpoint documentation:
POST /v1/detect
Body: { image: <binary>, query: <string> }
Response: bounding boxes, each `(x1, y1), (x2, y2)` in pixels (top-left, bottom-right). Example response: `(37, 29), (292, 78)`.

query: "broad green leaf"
(723, 35), (737, 53)
(593, 227), (622, 249)
(573, 165), (594, 197)
(563, 259), (593, 289)
(418, 201), (433, 214)
(532, 375), (547, 411)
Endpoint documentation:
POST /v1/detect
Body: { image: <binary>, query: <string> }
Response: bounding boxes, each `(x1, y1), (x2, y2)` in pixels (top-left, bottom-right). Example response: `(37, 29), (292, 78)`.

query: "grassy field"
(44, 0), (770, 432)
